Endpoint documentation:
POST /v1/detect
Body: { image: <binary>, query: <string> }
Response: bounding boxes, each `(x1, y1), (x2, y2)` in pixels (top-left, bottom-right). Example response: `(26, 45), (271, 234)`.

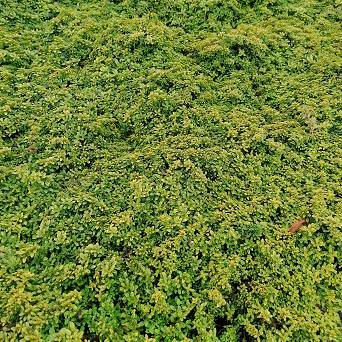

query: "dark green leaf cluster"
(1, 0), (341, 340)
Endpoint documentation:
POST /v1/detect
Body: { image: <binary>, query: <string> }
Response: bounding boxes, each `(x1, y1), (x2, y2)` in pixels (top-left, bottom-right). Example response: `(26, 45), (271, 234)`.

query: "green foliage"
(1, 0), (341, 340)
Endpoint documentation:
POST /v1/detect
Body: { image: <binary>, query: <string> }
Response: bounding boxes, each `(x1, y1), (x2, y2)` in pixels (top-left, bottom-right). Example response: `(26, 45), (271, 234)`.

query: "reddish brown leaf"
(288, 219), (307, 233)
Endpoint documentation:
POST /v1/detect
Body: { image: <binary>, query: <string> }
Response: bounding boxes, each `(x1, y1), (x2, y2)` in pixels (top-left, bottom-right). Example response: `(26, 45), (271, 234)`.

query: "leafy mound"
(1, 0), (341, 341)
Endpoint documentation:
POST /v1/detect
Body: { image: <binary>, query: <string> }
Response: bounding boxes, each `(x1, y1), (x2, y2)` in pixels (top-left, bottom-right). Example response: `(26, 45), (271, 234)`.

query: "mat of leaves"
(1, 0), (341, 341)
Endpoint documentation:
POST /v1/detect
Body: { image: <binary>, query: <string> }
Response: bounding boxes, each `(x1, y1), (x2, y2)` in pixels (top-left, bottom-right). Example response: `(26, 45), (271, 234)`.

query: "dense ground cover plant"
(1, 0), (341, 340)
